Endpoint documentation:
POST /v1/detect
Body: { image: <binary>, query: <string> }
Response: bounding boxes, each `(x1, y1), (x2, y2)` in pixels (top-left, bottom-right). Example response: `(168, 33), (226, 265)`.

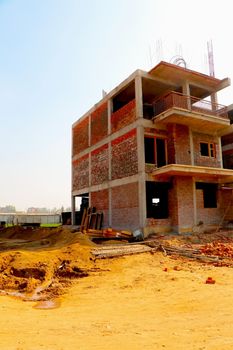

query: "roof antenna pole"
(207, 40), (218, 106)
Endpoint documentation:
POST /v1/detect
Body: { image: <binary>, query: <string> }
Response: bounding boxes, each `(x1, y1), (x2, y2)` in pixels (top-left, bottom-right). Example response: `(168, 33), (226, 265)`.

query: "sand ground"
(0, 227), (233, 350)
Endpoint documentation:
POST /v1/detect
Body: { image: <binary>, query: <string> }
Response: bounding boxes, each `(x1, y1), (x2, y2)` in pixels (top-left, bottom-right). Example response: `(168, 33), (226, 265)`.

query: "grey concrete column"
(88, 114), (91, 147)
(108, 187), (112, 227)
(137, 125), (146, 228)
(189, 127), (194, 165)
(182, 81), (191, 110)
(71, 195), (76, 225)
(135, 75), (143, 118)
(192, 177), (197, 226)
(218, 137), (223, 168)
(107, 99), (112, 135)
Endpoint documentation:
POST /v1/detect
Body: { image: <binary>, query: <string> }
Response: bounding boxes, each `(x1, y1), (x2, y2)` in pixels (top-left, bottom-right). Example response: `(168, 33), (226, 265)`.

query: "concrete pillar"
(135, 75), (143, 118)
(189, 127), (194, 166)
(137, 125), (146, 228)
(218, 137), (223, 168)
(192, 177), (197, 226)
(211, 93), (218, 111)
(108, 188), (112, 227)
(182, 81), (191, 110)
(71, 195), (76, 225)
(107, 99), (112, 135)
(88, 114), (91, 147)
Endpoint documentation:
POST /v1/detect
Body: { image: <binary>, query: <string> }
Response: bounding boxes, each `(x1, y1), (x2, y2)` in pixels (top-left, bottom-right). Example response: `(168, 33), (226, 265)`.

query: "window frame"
(200, 141), (216, 158)
(144, 135), (167, 166)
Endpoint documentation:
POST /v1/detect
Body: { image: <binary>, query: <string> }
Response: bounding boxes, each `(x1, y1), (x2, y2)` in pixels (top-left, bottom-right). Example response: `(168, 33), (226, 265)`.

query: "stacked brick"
(72, 155), (89, 191)
(193, 132), (220, 167)
(111, 99), (136, 133)
(91, 102), (108, 145)
(91, 144), (109, 186)
(72, 117), (89, 156)
(111, 182), (140, 229)
(111, 129), (138, 180)
(91, 189), (109, 227)
(167, 124), (191, 165)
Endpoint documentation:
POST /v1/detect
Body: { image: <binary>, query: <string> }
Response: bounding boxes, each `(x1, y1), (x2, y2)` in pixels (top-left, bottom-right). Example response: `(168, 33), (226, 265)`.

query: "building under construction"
(71, 61), (233, 235)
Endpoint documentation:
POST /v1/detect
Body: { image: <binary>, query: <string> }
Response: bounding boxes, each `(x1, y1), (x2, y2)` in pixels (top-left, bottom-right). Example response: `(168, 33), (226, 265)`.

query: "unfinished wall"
(72, 117), (89, 156)
(91, 144), (109, 186)
(170, 177), (194, 232)
(111, 99), (136, 133)
(91, 102), (108, 146)
(72, 155), (89, 191)
(196, 189), (221, 225)
(91, 189), (109, 227)
(167, 124), (191, 165)
(111, 182), (140, 230)
(111, 129), (138, 180)
(222, 133), (233, 169)
(193, 132), (221, 167)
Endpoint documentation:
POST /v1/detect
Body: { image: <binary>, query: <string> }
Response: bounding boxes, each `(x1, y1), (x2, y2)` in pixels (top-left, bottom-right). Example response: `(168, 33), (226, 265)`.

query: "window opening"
(144, 137), (167, 167)
(196, 183), (217, 208)
(156, 138), (166, 167)
(200, 142), (215, 158)
(146, 182), (169, 219)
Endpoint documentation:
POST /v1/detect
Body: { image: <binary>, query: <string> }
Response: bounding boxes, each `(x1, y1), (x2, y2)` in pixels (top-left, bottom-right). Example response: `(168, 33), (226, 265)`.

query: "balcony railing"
(153, 91), (228, 120)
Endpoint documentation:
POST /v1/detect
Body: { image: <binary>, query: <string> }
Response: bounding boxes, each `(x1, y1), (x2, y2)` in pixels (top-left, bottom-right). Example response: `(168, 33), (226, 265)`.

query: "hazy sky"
(1, 0), (233, 211)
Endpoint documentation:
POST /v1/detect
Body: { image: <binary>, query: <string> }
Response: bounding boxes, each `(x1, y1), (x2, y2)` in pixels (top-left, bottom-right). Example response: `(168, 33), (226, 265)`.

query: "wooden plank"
(80, 208), (87, 231)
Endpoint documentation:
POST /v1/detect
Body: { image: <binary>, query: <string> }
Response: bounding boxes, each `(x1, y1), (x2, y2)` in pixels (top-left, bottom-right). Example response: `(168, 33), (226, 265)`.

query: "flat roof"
(149, 61), (228, 90)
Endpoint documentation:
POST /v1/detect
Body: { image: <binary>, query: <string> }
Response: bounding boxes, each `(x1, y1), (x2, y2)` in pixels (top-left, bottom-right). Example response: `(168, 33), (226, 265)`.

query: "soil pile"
(0, 227), (96, 300)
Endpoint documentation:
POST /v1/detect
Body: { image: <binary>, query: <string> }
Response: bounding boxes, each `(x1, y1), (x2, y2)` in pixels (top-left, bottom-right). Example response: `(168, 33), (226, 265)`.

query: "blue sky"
(1, 0), (233, 211)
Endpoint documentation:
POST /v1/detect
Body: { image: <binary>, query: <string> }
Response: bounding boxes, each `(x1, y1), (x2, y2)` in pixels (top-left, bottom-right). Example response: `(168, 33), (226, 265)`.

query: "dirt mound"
(0, 227), (97, 300)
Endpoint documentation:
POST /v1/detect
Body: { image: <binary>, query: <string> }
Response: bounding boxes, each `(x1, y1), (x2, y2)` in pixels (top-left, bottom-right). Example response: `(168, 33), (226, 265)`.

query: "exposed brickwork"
(167, 124), (191, 165)
(223, 150), (233, 169)
(193, 132), (221, 167)
(196, 189), (221, 225)
(166, 124), (176, 164)
(220, 189), (233, 221)
(72, 117), (89, 156)
(111, 99), (136, 133)
(72, 154), (89, 191)
(111, 129), (138, 180)
(146, 218), (171, 227)
(91, 189), (109, 227)
(91, 144), (109, 186)
(144, 128), (168, 137)
(91, 102), (108, 146)
(112, 182), (139, 230)
(170, 177), (194, 230)
(222, 132), (233, 146)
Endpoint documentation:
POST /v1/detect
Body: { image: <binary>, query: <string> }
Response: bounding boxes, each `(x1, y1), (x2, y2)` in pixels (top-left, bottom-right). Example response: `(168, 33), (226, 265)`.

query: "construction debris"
(91, 238), (233, 267)
(91, 242), (155, 259)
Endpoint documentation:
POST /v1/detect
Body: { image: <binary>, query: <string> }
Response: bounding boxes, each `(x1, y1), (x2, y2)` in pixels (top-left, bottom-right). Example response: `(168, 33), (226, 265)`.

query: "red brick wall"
(170, 177), (194, 231)
(72, 117), (89, 156)
(196, 189), (221, 225)
(72, 154), (89, 191)
(193, 132), (221, 167)
(222, 132), (233, 146)
(91, 102), (108, 146)
(223, 149), (233, 169)
(91, 189), (109, 227)
(144, 128), (168, 137)
(111, 129), (138, 180)
(167, 124), (176, 164)
(167, 124), (191, 165)
(112, 182), (140, 230)
(91, 144), (109, 186)
(111, 99), (136, 133)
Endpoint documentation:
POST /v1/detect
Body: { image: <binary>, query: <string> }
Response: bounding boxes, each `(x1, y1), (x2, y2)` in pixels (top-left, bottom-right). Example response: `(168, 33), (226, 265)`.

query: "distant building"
(222, 105), (233, 169)
(72, 61), (233, 235)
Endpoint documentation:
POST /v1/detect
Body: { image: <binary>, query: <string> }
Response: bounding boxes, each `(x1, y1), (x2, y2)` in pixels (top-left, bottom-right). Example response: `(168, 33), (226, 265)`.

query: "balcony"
(152, 92), (230, 135)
